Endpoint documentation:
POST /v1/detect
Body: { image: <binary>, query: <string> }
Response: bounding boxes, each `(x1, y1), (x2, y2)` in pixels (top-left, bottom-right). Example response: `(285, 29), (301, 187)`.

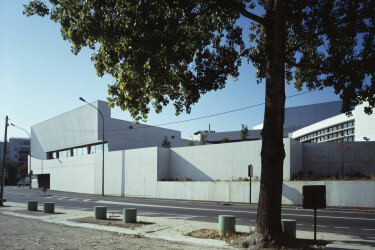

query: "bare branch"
(240, 8), (265, 25)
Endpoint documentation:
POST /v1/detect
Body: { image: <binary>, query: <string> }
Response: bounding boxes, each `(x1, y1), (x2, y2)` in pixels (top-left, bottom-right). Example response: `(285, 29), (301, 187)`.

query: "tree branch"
(285, 58), (325, 71)
(240, 7), (265, 25)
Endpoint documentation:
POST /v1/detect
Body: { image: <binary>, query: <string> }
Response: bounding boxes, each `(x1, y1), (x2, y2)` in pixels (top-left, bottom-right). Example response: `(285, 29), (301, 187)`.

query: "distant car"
(17, 178), (30, 187)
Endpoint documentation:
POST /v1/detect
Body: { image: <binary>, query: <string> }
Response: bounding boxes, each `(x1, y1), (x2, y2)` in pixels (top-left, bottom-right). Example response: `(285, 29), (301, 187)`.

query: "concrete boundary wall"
(157, 180), (375, 207)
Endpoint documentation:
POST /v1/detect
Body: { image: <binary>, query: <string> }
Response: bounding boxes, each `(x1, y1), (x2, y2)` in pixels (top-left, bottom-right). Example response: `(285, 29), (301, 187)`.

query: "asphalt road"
(3, 186), (375, 242)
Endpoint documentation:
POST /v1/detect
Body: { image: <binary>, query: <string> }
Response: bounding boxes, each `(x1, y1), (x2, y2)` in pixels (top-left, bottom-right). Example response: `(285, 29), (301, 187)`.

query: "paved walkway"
(1, 201), (374, 249)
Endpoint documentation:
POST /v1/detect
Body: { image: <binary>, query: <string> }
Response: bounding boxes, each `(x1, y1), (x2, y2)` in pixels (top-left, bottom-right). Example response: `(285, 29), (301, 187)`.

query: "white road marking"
(362, 229), (375, 231)
(334, 226), (349, 229)
(316, 225), (327, 227)
(96, 200), (375, 222)
(82, 199), (91, 202)
(297, 224), (303, 226)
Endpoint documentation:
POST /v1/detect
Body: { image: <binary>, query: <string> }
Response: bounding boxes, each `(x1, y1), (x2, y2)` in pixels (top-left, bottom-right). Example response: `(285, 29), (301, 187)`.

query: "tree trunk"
(256, 0), (285, 240)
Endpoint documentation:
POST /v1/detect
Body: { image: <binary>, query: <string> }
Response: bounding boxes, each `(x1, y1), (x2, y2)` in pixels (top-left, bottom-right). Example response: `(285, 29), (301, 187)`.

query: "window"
(90, 143), (108, 154)
(60, 150), (70, 158)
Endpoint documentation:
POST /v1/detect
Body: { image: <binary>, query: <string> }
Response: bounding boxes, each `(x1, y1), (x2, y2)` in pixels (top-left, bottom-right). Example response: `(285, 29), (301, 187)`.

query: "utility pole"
(0, 116), (9, 206)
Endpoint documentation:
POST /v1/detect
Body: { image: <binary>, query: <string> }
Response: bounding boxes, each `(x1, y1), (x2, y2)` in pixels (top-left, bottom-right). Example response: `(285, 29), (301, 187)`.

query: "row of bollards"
(94, 206), (137, 223)
(27, 202), (296, 239)
(27, 201), (55, 213)
(219, 216), (296, 238)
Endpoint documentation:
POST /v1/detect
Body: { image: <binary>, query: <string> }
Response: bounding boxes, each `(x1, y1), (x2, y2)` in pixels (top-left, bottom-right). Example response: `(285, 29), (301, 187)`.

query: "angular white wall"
(169, 139), (294, 181)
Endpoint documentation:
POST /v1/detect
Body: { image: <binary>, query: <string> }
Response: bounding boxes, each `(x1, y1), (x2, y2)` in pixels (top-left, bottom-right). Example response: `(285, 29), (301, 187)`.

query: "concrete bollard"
(123, 208), (137, 223)
(94, 206), (107, 220)
(43, 202), (55, 213)
(27, 201), (38, 211)
(281, 219), (296, 240)
(218, 215), (236, 235)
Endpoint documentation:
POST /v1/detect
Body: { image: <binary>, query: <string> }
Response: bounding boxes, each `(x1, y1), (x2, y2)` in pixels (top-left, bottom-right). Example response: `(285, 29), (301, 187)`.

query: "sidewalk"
(1, 201), (374, 249)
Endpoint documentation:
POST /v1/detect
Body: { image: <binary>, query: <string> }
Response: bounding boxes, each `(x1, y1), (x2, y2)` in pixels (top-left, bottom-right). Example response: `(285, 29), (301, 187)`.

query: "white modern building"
(290, 102), (375, 143)
(193, 100), (347, 144)
(29, 100), (375, 197)
(31, 100), (186, 161)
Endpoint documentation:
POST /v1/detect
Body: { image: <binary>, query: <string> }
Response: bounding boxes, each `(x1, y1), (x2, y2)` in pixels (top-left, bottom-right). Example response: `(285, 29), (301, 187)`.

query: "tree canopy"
(24, 0), (375, 120)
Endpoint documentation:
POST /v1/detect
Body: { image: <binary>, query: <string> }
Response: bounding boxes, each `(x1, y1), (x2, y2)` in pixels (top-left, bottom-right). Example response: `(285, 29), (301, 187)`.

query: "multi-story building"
(290, 102), (375, 143)
(192, 100), (366, 144)
(0, 138), (30, 164)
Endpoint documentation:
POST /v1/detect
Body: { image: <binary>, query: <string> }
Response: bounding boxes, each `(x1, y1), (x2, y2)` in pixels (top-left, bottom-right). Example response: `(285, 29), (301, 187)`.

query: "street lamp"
(10, 123), (32, 189)
(79, 97), (105, 196)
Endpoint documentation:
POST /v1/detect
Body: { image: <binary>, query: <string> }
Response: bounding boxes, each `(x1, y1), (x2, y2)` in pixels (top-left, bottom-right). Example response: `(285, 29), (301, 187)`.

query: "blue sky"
(0, 1), (340, 140)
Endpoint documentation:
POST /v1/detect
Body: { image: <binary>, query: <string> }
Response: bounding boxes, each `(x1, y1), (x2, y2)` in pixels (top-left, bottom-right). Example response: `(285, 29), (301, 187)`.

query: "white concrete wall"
(31, 154), (96, 194)
(99, 151), (126, 196)
(157, 180), (375, 207)
(326, 181), (375, 207)
(353, 102), (375, 141)
(302, 142), (375, 176)
(168, 139), (295, 181)
(31, 150), (127, 195)
(288, 139), (303, 177)
(169, 141), (263, 181)
(124, 147), (159, 197)
(157, 147), (170, 181)
(157, 181), (259, 203)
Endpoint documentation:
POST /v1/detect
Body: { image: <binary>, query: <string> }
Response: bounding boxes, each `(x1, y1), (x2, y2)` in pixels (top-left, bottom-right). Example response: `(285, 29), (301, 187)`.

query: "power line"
(64, 89), (317, 133)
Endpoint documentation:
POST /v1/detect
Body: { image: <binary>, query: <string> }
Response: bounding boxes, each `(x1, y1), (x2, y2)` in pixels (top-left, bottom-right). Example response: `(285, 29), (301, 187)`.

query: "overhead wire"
(65, 89), (317, 133)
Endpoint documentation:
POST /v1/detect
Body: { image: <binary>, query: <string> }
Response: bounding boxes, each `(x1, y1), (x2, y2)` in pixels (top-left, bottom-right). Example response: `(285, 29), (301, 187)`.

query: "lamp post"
(79, 97), (105, 196)
(0, 116), (9, 206)
(10, 123), (32, 189)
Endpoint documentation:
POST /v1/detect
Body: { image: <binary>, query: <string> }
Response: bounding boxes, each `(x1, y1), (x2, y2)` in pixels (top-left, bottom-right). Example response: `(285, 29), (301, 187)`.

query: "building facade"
(0, 138), (30, 164)
(29, 100), (375, 190)
(290, 102), (375, 143)
(31, 100), (186, 161)
(192, 101), (375, 144)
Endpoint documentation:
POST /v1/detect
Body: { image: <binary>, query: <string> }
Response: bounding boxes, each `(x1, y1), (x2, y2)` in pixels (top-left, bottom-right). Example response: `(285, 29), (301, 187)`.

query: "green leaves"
(24, 0), (246, 121)
(23, 0), (375, 118)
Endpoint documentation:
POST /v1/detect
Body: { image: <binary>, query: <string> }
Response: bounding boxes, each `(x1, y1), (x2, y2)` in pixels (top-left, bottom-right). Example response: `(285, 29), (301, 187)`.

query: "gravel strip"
(0, 213), (222, 249)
